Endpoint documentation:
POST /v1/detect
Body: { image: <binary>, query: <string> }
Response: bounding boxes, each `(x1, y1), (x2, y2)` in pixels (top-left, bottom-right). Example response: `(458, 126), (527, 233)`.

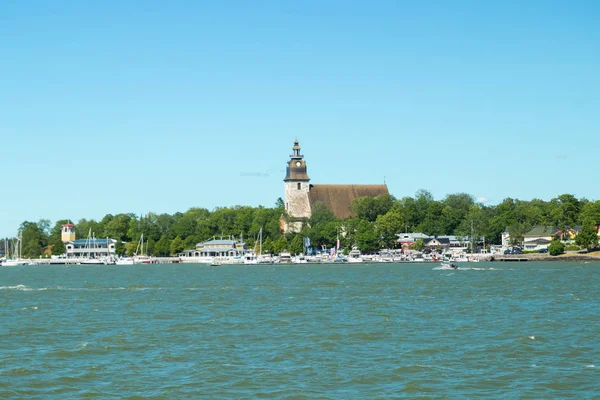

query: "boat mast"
(471, 220), (474, 254)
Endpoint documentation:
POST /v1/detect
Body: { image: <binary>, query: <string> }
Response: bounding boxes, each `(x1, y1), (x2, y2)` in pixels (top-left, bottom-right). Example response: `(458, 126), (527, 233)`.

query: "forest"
(3, 190), (600, 258)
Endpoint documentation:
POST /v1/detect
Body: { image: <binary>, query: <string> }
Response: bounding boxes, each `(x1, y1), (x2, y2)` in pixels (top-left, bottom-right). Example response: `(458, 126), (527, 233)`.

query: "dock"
(26, 257), (181, 265)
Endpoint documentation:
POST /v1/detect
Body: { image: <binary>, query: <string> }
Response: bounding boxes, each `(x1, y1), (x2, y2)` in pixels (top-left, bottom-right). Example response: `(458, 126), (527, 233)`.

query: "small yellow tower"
(61, 223), (76, 242)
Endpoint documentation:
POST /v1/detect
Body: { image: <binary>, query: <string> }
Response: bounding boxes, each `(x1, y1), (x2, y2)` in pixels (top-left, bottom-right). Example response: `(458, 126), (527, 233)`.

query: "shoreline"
(495, 252), (600, 262)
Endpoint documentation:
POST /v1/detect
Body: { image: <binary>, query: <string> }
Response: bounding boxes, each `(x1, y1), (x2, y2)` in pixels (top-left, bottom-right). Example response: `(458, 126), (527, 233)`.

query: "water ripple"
(1, 262), (599, 398)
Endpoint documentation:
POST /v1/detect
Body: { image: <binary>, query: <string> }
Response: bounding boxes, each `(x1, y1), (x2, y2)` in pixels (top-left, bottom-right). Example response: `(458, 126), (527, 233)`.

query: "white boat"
(1, 235), (29, 266)
(278, 252), (292, 263)
(348, 247), (363, 263)
(258, 254), (276, 264)
(440, 262), (459, 270)
(115, 257), (135, 265)
(2, 259), (29, 266)
(243, 251), (258, 264)
(208, 257), (221, 266)
(79, 258), (106, 265)
(292, 255), (308, 264)
(132, 234), (156, 264)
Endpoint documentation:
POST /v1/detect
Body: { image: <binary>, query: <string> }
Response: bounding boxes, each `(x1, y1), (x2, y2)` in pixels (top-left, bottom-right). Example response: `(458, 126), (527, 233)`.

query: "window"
(297, 183), (301, 190)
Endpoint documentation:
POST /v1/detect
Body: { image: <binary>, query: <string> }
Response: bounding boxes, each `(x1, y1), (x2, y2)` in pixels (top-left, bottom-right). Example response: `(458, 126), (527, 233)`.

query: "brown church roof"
(308, 184), (389, 219)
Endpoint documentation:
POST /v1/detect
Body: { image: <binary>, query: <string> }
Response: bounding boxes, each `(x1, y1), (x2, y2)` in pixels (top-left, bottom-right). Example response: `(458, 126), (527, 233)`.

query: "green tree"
(441, 193), (474, 235)
(262, 237), (274, 254)
(19, 221), (46, 257)
(114, 241), (126, 256)
(548, 240), (565, 256)
(549, 194), (580, 228)
(184, 236), (200, 251)
(273, 236), (289, 254)
(75, 218), (101, 240)
(154, 235), (171, 256)
(354, 220), (379, 253)
(308, 201), (338, 248)
(104, 213), (133, 242)
(575, 219), (599, 250)
(350, 194), (394, 222)
(508, 223), (527, 247)
(375, 208), (404, 248)
(418, 200), (445, 236)
(579, 201), (600, 225)
(170, 235), (185, 255)
(289, 235), (304, 255)
(410, 238), (426, 251)
(51, 241), (66, 256)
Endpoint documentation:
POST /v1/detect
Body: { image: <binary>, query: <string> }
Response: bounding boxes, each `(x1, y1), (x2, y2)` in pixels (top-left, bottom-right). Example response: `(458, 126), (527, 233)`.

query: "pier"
(26, 257), (181, 266)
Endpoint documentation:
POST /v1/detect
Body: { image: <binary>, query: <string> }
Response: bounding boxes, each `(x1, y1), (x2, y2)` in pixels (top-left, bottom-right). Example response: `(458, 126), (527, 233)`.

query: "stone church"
(282, 139), (389, 233)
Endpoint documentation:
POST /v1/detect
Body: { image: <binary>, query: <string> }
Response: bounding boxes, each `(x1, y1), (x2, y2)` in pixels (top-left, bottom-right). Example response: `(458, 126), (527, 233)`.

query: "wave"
(0, 285), (162, 292)
(0, 285), (36, 291)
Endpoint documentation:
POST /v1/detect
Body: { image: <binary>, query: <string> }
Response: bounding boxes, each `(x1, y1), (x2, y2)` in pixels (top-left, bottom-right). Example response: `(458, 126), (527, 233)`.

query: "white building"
(65, 238), (117, 259)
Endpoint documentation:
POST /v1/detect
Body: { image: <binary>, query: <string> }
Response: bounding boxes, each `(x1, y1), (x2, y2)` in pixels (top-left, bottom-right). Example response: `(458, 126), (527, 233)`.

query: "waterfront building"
(64, 238), (117, 259)
(522, 226), (556, 251)
(179, 237), (247, 264)
(60, 222), (117, 260)
(394, 233), (431, 247)
(283, 139), (389, 233)
(501, 228), (511, 249)
(395, 233), (471, 253)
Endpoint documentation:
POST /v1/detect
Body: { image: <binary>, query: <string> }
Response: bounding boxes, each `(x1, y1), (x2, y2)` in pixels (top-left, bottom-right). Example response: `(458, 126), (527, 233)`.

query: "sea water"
(1, 262), (598, 398)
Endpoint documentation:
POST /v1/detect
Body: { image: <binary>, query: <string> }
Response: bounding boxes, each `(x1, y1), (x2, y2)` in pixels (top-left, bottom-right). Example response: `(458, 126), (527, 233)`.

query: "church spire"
(291, 139), (302, 159)
(284, 139), (310, 181)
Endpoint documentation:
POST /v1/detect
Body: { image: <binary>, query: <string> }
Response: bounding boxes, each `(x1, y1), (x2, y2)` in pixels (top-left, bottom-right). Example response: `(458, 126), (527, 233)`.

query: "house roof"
(308, 184), (389, 219)
(431, 237), (451, 244)
(436, 235), (464, 242)
(396, 232), (430, 240)
(524, 238), (552, 245)
(198, 239), (245, 247)
(68, 239), (116, 245)
(198, 247), (242, 253)
(524, 226), (558, 237)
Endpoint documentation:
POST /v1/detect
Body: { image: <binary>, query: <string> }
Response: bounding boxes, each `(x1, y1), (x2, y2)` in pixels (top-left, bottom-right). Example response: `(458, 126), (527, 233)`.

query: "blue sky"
(1, 0), (598, 237)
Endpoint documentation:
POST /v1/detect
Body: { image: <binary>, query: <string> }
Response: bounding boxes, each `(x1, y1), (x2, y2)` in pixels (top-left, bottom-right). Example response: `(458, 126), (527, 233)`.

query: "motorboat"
(116, 257), (135, 265)
(348, 247), (363, 263)
(278, 252), (292, 264)
(208, 257), (221, 266)
(1, 259), (29, 266)
(440, 262), (459, 270)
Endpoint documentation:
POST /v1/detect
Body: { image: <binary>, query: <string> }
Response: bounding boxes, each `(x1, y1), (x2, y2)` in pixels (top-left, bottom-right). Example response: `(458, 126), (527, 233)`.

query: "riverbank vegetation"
(3, 191), (600, 258)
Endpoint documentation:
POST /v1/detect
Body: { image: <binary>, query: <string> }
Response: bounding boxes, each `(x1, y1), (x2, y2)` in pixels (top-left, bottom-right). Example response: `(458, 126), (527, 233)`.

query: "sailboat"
(79, 229), (108, 264)
(1, 235), (29, 266)
(133, 234), (154, 264)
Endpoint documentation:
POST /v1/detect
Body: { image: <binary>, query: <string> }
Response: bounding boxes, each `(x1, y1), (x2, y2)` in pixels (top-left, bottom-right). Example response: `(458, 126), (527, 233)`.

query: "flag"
(304, 237), (310, 247)
(330, 247), (335, 256)
(336, 238), (340, 251)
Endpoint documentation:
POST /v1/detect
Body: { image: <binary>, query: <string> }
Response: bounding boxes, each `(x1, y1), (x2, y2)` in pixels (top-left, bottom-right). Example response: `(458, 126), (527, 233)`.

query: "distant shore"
(496, 251), (600, 262)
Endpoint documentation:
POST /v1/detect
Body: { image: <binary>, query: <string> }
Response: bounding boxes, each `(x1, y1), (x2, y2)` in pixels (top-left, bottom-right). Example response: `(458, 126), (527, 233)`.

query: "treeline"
(3, 191), (600, 258)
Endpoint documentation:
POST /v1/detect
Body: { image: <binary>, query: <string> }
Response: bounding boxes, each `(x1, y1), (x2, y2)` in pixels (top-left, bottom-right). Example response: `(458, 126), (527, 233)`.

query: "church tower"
(283, 139), (311, 233)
